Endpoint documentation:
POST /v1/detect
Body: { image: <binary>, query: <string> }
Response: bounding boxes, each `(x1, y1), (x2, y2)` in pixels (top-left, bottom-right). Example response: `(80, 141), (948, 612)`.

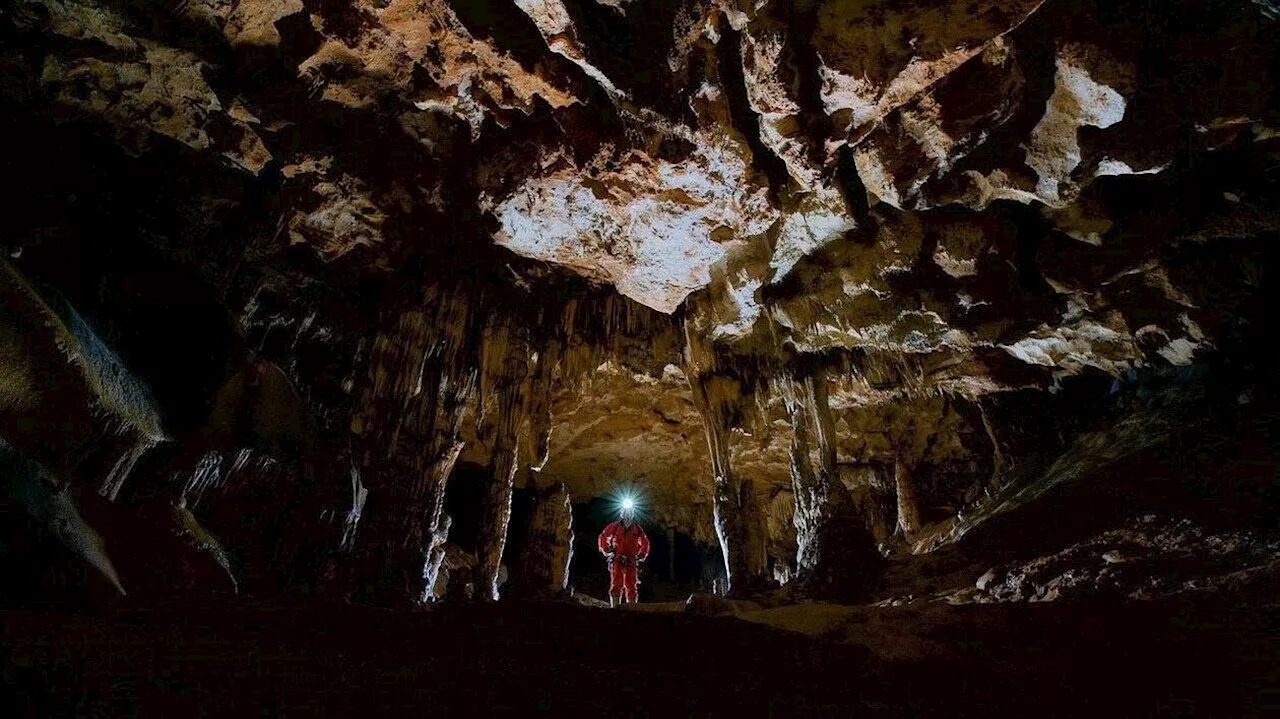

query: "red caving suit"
(598, 520), (650, 603)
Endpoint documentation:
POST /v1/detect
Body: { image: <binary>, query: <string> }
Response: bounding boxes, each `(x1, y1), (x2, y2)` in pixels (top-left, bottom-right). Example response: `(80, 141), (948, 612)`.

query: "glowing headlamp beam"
(611, 486), (644, 522)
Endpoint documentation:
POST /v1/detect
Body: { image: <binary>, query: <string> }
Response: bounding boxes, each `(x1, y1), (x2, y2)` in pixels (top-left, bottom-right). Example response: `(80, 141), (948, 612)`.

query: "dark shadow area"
(0, 112), (245, 437)
(2, 593), (1277, 716)
(443, 462), (488, 554)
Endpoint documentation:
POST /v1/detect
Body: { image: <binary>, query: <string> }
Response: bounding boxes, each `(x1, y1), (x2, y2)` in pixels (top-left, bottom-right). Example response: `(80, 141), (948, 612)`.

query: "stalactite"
(687, 368), (768, 595)
(864, 464), (898, 546)
(339, 461), (368, 551)
(174, 503), (240, 594)
(176, 448), (284, 510)
(99, 435), (159, 501)
(1, 261), (167, 443)
(894, 458), (922, 544)
(478, 437), (519, 601)
(355, 379), (471, 604)
(475, 317), (535, 602)
(526, 340), (559, 473)
(349, 287), (479, 605)
(474, 294), (606, 600)
(978, 400), (1007, 492)
(782, 373), (824, 576)
(683, 307), (781, 594)
(3, 260), (167, 504)
(178, 450), (226, 509)
(804, 368), (838, 565)
(2, 437), (127, 596)
(419, 441), (465, 601)
(782, 368), (882, 597)
(422, 513), (453, 601)
(338, 281), (673, 604)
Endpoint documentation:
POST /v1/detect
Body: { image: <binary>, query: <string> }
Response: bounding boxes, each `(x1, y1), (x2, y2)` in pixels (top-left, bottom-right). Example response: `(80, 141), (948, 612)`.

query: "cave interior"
(2, 0), (1279, 715)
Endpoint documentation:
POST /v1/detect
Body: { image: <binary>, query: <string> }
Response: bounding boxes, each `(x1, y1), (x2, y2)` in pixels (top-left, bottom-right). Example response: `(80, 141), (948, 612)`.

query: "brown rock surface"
(1, 0), (1277, 609)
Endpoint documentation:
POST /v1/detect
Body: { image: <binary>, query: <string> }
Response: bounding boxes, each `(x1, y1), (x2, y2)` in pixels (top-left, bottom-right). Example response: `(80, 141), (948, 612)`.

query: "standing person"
(597, 498), (649, 607)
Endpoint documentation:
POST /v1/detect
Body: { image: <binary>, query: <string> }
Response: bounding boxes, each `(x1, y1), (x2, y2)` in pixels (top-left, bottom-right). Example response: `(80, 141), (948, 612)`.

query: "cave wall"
(0, 0), (1276, 604)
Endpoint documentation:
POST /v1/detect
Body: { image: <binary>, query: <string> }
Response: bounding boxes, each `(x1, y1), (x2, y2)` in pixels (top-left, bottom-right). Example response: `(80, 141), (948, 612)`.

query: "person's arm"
(598, 525), (613, 556)
(637, 526), (650, 562)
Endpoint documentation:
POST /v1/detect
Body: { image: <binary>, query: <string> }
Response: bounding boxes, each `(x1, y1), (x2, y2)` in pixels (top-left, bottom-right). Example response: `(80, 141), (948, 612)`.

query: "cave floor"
(2, 595), (1277, 717)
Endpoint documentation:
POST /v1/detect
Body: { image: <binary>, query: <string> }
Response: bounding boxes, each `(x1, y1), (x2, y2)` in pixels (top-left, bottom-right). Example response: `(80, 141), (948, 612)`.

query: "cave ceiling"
(2, 0), (1277, 556)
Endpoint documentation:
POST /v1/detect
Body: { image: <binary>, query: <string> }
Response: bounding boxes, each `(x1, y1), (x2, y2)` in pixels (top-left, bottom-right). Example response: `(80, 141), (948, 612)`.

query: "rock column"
(784, 369), (881, 598)
(510, 480), (574, 598)
(349, 294), (474, 606)
(689, 373), (768, 595)
(475, 320), (536, 601)
(894, 458), (922, 545)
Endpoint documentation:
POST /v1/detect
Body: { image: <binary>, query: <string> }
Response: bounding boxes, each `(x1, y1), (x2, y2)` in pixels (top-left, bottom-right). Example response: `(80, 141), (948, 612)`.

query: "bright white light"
(613, 488), (643, 520)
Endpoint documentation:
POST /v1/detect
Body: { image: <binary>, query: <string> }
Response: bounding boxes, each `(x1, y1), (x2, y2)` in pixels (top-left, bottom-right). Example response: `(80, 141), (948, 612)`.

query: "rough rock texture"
(509, 481), (574, 599)
(962, 515), (1280, 604)
(1, 0), (1277, 606)
(1, 260), (166, 498)
(429, 541), (477, 602)
(0, 438), (125, 597)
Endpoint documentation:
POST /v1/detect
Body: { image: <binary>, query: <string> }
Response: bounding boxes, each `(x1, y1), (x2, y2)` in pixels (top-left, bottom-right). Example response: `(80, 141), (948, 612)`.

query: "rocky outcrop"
(961, 515), (1280, 604)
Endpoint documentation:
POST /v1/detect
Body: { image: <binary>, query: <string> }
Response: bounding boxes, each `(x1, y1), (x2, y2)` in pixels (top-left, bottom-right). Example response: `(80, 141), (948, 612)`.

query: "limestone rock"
(3, 0), (1278, 614)
(509, 482), (575, 599)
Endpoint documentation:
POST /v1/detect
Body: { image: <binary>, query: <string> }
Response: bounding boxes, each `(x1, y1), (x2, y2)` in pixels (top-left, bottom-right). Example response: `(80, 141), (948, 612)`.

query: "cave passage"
(3, 0), (1280, 714)
(570, 495), (724, 602)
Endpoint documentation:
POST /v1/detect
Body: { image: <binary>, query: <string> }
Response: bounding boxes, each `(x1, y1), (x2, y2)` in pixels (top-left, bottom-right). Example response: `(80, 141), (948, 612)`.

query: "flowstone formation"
(0, 0), (1277, 607)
